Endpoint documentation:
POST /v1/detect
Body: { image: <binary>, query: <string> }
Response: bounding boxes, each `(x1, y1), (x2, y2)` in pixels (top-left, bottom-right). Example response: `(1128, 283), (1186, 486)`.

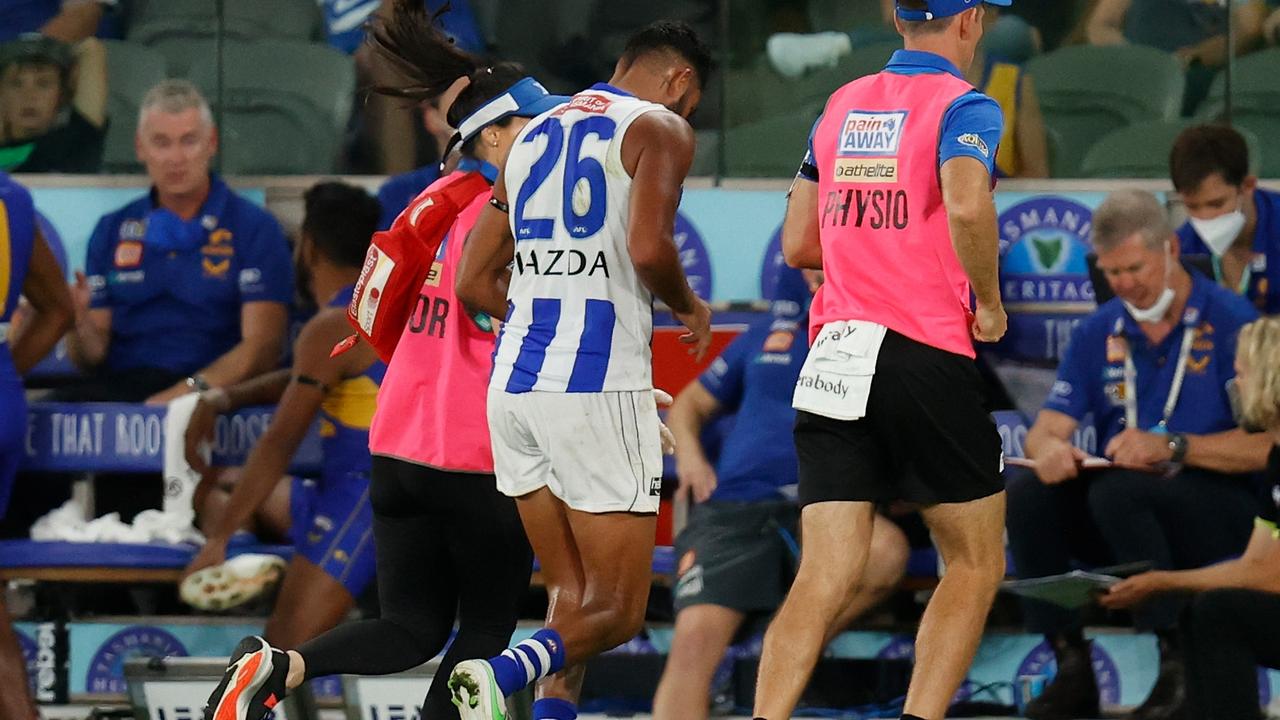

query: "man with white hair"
(1010, 189), (1271, 720)
(62, 79), (292, 404)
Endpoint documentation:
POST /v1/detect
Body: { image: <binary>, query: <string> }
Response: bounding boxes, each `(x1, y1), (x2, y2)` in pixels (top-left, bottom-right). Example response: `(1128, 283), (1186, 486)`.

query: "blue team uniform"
(85, 177), (293, 375)
(289, 286), (384, 595)
(1178, 187), (1280, 314)
(320, 0), (484, 54)
(699, 315), (809, 502)
(1044, 272), (1258, 446)
(0, 173), (37, 517)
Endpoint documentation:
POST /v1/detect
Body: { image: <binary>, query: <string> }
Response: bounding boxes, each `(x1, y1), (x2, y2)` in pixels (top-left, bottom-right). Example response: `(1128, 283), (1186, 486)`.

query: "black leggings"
(1183, 588), (1280, 720)
(297, 457), (532, 719)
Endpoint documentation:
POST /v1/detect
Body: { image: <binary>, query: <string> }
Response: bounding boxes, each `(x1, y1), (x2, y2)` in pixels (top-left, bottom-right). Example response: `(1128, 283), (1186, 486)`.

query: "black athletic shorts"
(672, 500), (800, 614)
(795, 329), (1004, 507)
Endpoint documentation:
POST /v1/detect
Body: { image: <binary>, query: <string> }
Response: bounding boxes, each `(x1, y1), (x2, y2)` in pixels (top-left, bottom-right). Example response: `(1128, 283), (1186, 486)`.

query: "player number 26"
(514, 116), (616, 241)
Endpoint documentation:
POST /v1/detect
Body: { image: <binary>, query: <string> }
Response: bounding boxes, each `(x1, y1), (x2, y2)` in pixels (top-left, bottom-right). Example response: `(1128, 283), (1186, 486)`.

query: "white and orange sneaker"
(202, 636), (289, 720)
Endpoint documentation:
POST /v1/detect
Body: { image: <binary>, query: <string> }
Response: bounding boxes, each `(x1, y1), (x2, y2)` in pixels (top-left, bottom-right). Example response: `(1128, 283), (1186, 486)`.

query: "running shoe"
(449, 659), (509, 720)
(202, 636), (289, 720)
(181, 554), (286, 611)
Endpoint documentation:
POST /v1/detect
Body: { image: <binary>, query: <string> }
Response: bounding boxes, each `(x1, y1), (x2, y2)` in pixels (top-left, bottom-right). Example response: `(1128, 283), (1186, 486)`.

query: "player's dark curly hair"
(367, 0), (524, 147)
(303, 181), (382, 269)
(620, 20), (713, 89)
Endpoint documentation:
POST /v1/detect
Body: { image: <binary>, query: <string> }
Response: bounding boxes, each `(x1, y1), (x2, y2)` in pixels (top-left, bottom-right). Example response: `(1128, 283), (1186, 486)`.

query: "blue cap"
(896, 0), (1011, 21)
(443, 77), (568, 161)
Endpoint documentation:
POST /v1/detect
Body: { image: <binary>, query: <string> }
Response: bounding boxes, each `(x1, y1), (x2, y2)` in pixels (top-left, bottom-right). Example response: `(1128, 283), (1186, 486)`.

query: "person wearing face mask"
(1007, 190), (1271, 720)
(1170, 124), (1280, 315)
(1100, 316), (1280, 720)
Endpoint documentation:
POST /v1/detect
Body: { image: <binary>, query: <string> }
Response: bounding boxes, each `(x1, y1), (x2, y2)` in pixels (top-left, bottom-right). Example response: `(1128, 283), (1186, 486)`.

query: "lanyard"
(1211, 253), (1253, 295)
(1122, 320), (1196, 433)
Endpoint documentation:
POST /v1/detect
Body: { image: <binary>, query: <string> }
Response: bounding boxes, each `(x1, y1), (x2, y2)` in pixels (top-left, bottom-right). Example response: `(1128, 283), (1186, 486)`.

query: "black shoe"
(1125, 635), (1187, 720)
(1025, 632), (1101, 720)
(202, 636), (289, 720)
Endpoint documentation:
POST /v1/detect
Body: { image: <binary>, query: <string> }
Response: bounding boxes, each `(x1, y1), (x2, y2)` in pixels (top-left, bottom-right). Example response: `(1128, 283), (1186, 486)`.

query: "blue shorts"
(289, 471), (375, 597)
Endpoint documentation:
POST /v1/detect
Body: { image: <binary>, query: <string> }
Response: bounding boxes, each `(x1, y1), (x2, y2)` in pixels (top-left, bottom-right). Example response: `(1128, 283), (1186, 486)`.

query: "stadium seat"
(808, 0), (886, 33)
(1025, 45), (1184, 177)
(1197, 49), (1280, 178)
(180, 39), (353, 173)
(985, 14), (1039, 65)
(100, 40), (167, 173)
(725, 40), (900, 128)
(127, 0), (324, 46)
(723, 102), (824, 177)
(1081, 120), (1263, 179)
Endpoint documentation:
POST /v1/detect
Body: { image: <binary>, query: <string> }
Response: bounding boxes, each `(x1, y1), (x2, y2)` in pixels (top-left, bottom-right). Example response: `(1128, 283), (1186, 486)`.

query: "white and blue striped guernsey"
(492, 83), (665, 393)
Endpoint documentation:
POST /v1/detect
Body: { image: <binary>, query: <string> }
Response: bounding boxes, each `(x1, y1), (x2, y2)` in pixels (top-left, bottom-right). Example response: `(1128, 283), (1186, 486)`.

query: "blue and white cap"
(896, 0), (1011, 21)
(442, 76), (568, 162)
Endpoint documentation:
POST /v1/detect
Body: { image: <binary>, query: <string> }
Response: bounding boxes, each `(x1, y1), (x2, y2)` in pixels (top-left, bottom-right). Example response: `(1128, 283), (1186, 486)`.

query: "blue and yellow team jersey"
(0, 172), (37, 380)
(316, 286), (385, 483)
(979, 58), (1023, 179)
(1178, 187), (1280, 315)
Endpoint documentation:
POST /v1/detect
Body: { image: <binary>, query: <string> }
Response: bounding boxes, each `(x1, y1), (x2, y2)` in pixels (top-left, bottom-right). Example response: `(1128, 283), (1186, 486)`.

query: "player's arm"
(183, 368), (291, 473)
(187, 311), (362, 572)
(621, 111), (712, 359)
(1085, 0), (1131, 46)
(11, 228), (73, 374)
(457, 176), (516, 320)
(782, 179), (822, 270)
(145, 301), (287, 405)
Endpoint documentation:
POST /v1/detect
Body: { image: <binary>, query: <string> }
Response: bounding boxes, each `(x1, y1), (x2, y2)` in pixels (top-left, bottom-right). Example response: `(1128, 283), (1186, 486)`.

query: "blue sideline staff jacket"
(85, 176), (293, 375)
(699, 316), (809, 503)
(1044, 272), (1258, 448)
(1178, 187), (1280, 314)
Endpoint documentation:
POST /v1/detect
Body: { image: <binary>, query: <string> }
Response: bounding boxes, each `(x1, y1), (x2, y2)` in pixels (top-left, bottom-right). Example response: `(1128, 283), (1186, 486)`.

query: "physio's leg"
(753, 501), (876, 719)
(826, 514), (909, 641)
(651, 604), (745, 720)
(423, 475), (533, 719)
(292, 460), (458, 684)
(903, 492), (1006, 720)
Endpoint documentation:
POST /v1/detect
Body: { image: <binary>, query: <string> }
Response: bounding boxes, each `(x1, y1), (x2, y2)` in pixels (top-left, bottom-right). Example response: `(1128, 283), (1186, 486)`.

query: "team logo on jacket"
(114, 240), (143, 268)
(835, 110), (906, 183)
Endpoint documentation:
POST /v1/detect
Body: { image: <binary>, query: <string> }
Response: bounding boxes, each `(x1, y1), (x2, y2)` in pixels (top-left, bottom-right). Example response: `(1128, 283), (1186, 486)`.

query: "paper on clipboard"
(1000, 570), (1122, 609)
(1004, 456), (1113, 470)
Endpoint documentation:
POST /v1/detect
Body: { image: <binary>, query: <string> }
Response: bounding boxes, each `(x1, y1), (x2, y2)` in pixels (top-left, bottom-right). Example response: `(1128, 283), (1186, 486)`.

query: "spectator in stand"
(0, 34), (106, 173)
(968, 6), (1049, 178)
(329, 0), (486, 174)
(62, 79), (292, 403)
(651, 268), (909, 720)
(1267, 1), (1280, 44)
(1102, 316), (1280, 720)
(374, 76), (466, 230)
(0, 0), (119, 43)
(1008, 190), (1269, 720)
(1170, 124), (1280, 314)
(1086, 0), (1267, 113)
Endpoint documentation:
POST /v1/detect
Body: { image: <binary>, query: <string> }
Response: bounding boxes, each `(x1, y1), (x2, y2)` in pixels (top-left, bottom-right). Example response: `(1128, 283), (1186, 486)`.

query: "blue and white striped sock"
(531, 697), (577, 719)
(487, 628), (566, 697)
